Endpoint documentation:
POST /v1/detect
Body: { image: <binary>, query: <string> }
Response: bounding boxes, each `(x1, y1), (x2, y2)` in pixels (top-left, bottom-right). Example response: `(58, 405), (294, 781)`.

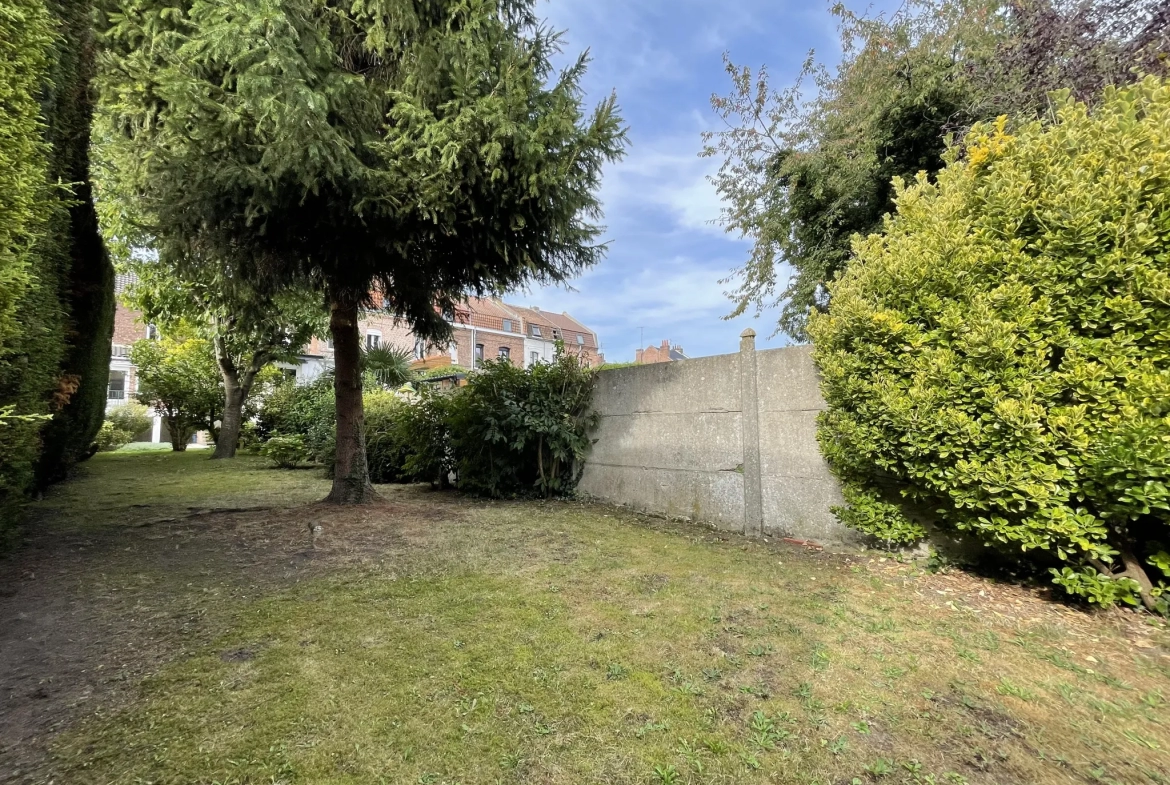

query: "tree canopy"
(705, 0), (1170, 340)
(98, 0), (626, 502)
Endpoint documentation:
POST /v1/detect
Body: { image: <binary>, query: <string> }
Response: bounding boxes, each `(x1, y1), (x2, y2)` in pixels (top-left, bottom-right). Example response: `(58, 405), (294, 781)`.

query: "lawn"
(4, 452), (1168, 784)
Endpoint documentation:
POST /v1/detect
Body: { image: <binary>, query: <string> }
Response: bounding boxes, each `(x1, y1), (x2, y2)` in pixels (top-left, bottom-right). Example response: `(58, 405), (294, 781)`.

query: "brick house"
(108, 273), (167, 442)
(294, 297), (602, 383)
(636, 340), (688, 365)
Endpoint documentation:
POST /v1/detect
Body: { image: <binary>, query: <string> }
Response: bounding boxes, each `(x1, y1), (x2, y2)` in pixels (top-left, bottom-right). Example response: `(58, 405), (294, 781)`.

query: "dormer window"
(502, 318), (512, 332)
(530, 325), (542, 338)
(576, 333), (585, 345)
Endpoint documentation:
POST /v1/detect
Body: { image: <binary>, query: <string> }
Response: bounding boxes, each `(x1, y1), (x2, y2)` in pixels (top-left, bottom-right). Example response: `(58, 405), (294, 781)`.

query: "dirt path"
(0, 488), (446, 784)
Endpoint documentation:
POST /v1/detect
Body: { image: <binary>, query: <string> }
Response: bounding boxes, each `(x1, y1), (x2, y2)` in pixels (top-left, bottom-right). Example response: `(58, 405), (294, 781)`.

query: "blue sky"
(510, 0), (849, 362)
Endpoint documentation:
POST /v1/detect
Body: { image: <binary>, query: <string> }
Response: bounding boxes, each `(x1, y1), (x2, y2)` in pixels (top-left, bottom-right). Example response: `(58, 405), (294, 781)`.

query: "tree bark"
(213, 380), (245, 459)
(325, 297), (377, 504)
(211, 330), (265, 460)
(168, 414), (187, 452)
(1117, 545), (1158, 613)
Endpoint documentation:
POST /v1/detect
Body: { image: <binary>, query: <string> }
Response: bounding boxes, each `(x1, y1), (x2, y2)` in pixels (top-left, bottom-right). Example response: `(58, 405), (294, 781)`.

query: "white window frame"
(366, 331), (382, 350)
(530, 325), (542, 338)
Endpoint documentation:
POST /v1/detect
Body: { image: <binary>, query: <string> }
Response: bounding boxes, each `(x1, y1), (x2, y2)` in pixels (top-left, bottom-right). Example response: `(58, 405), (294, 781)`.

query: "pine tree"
(98, 0), (625, 502)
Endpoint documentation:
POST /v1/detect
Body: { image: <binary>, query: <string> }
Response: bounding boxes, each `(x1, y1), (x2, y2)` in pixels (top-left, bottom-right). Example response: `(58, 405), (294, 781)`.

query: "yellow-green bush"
(810, 77), (1170, 611)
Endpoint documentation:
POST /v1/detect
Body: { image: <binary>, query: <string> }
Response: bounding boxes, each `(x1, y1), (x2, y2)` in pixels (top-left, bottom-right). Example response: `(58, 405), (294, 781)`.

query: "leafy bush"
(397, 387), (456, 486)
(93, 403), (153, 452)
(260, 434), (309, 469)
(107, 402), (152, 438)
(809, 78), (1170, 610)
(450, 354), (597, 498)
(256, 374), (335, 460)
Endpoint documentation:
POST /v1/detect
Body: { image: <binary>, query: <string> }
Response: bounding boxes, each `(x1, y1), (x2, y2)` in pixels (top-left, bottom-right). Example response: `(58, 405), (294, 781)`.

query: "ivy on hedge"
(810, 77), (1170, 611)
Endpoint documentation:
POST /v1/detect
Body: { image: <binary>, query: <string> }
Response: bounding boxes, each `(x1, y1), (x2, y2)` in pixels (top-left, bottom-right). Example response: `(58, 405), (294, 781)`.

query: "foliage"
(707, 0), (1169, 340)
(396, 388), (456, 486)
(97, 0), (626, 500)
(114, 253), (325, 458)
(978, 0), (1170, 117)
(810, 79), (1170, 610)
(450, 354), (597, 498)
(1, 0), (114, 527)
(256, 375), (335, 461)
(94, 402), (153, 452)
(363, 345), (415, 391)
(704, 0), (999, 340)
(131, 336), (223, 451)
(34, 0), (117, 485)
(259, 434), (310, 469)
(831, 484), (927, 550)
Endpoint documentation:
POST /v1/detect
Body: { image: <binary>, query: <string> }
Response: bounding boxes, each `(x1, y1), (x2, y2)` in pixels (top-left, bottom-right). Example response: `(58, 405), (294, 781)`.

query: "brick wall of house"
(450, 326), (525, 367)
(112, 302), (147, 346)
(636, 340), (673, 365)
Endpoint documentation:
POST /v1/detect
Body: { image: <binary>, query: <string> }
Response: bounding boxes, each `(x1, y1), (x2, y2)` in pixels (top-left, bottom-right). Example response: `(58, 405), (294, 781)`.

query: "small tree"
(124, 265), (324, 458)
(130, 336), (222, 451)
(99, 0), (626, 503)
(810, 78), (1170, 611)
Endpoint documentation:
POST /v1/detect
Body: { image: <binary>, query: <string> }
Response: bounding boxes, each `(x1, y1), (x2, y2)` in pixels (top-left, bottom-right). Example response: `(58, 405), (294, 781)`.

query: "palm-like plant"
(361, 345), (414, 389)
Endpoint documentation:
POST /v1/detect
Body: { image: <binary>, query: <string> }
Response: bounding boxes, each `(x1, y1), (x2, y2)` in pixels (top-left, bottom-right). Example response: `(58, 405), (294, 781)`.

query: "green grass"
(39, 453), (1170, 784)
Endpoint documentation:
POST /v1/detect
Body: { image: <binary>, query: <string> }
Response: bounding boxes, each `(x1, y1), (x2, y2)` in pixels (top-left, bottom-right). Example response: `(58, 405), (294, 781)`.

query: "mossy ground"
(3, 452), (1168, 784)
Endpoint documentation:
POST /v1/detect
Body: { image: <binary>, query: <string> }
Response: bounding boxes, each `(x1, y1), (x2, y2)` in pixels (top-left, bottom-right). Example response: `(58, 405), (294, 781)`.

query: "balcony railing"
(107, 389), (126, 401)
(111, 344), (131, 358)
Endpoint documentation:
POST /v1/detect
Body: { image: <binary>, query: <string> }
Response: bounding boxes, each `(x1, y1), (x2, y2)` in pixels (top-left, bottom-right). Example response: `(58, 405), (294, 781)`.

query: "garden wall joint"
(579, 336), (859, 546)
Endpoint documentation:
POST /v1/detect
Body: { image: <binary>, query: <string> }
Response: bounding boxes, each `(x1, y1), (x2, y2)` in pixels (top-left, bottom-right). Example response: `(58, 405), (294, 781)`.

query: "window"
(414, 337), (427, 360)
(498, 346), (510, 360)
(325, 337), (334, 350)
(366, 332), (381, 350)
(107, 370), (126, 401)
(502, 318), (512, 333)
(145, 324), (159, 340)
(530, 351), (539, 366)
(552, 328), (562, 340)
(474, 344), (484, 363)
(530, 325), (542, 338)
(576, 333), (585, 345)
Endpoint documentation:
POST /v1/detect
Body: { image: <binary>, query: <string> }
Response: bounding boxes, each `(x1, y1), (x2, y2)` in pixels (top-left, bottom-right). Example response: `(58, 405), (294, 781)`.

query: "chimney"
(661, 340), (669, 352)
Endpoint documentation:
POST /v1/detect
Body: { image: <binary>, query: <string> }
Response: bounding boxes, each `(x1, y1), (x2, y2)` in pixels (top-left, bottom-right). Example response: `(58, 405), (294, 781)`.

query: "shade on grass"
(34, 453), (1170, 784)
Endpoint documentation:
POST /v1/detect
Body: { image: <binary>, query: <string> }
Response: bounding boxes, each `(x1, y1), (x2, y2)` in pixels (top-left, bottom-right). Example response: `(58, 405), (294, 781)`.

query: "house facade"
(636, 339), (688, 365)
(108, 273), (167, 442)
(292, 297), (603, 384)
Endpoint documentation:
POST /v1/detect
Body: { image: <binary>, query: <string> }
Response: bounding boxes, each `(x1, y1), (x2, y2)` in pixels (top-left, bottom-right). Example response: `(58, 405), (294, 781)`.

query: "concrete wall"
(579, 334), (859, 546)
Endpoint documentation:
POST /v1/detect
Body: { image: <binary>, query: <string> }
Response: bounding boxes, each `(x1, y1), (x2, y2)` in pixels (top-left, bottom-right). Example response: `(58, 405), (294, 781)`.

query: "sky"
(508, 0), (850, 363)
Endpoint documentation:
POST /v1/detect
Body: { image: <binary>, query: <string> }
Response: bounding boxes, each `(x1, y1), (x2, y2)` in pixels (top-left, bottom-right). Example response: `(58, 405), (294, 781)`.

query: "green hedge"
(810, 78), (1170, 611)
(258, 354), (596, 497)
(0, 0), (114, 535)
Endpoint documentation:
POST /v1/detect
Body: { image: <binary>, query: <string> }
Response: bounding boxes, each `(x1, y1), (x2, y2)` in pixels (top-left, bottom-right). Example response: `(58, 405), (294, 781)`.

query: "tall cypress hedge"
(35, 0), (115, 485)
(0, 0), (114, 532)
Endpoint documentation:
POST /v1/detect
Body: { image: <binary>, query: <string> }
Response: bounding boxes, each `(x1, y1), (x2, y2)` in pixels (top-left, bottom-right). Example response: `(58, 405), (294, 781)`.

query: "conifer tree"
(98, 0), (625, 502)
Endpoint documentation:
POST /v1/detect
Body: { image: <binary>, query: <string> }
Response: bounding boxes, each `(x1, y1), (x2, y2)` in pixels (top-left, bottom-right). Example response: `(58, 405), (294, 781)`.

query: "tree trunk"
(168, 416), (187, 452)
(213, 380), (244, 459)
(1118, 545), (1158, 613)
(325, 297), (376, 504)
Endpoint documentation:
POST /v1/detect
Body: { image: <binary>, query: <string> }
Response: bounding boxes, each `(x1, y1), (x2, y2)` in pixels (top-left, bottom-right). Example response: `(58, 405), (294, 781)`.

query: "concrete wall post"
(739, 329), (763, 538)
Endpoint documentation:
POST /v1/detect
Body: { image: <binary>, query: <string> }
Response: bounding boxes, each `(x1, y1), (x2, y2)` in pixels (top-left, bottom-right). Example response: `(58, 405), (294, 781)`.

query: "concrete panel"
(579, 463), (745, 533)
(594, 354), (741, 416)
(756, 345), (827, 413)
(759, 409), (832, 479)
(761, 478), (857, 545)
(588, 411), (743, 473)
